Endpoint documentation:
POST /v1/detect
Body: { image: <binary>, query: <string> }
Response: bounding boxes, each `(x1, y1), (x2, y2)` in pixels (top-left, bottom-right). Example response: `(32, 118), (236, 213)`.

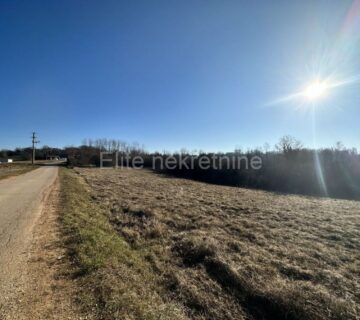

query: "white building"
(0, 159), (13, 163)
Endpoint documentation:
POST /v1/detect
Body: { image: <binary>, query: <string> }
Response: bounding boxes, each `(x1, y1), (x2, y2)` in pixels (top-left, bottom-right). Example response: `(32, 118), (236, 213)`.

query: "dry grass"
(74, 167), (360, 320)
(0, 163), (38, 180)
(59, 168), (186, 320)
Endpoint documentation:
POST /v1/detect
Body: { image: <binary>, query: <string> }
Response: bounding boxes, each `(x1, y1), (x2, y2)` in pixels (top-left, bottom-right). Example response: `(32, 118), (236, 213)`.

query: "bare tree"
(263, 142), (271, 153)
(334, 141), (345, 151)
(276, 135), (303, 154)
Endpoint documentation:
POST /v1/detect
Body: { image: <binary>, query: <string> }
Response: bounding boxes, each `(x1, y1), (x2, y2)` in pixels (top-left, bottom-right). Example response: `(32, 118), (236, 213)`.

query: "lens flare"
(304, 81), (327, 101)
(267, 74), (360, 107)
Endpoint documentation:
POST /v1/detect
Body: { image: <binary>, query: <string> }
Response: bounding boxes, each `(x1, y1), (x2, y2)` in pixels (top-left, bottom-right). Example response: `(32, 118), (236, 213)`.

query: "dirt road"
(0, 167), (58, 316)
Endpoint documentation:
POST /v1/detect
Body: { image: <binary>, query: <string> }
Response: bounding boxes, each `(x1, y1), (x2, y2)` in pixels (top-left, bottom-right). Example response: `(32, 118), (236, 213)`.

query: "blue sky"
(0, 0), (359, 152)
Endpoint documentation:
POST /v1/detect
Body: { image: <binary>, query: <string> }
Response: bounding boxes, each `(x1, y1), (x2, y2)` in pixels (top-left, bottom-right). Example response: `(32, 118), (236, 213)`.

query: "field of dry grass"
(73, 167), (359, 320)
(0, 163), (37, 180)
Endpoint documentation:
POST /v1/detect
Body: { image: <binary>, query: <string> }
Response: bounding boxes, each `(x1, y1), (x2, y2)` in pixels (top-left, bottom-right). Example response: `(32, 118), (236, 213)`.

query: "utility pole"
(31, 132), (40, 165)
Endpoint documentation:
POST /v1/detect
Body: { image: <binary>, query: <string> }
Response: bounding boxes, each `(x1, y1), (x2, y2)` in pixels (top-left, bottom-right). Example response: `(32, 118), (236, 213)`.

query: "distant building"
(0, 158), (13, 163)
(46, 156), (60, 161)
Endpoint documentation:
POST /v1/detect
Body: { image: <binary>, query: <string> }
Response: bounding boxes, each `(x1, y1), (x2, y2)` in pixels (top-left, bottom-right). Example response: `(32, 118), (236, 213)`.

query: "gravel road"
(0, 166), (58, 316)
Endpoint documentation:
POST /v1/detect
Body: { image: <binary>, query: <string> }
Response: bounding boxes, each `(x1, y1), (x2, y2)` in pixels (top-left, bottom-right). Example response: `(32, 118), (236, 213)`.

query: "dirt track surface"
(0, 167), (58, 317)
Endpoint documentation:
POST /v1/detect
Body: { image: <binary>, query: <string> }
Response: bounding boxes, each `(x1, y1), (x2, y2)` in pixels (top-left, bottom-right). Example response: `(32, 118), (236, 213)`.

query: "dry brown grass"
(75, 167), (360, 320)
(59, 168), (186, 320)
(0, 163), (38, 180)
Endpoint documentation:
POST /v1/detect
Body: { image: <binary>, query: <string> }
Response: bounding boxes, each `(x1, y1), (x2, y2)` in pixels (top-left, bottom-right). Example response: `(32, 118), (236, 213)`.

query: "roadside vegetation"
(71, 167), (359, 320)
(0, 163), (38, 180)
(59, 168), (186, 319)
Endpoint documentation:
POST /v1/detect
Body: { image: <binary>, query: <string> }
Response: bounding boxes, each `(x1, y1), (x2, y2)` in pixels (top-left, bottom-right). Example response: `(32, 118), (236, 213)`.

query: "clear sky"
(1, 0), (359, 152)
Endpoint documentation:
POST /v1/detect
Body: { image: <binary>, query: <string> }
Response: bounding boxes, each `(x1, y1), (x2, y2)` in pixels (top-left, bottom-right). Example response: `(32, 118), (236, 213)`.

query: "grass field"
(0, 163), (38, 180)
(63, 167), (360, 320)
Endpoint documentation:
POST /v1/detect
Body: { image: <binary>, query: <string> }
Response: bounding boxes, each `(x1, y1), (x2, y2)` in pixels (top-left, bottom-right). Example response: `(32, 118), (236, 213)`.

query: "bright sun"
(268, 74), (360, 107)
(304, 81), (327, 101)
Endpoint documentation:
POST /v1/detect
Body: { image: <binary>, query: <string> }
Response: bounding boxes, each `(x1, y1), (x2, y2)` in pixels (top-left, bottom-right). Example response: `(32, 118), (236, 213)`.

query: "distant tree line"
(150, 136), (360, 200)
(1, 136), (359, 200)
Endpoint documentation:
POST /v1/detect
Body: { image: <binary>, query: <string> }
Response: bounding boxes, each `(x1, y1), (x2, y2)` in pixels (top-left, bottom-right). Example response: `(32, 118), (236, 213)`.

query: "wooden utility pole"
(31, 132), (40, 165)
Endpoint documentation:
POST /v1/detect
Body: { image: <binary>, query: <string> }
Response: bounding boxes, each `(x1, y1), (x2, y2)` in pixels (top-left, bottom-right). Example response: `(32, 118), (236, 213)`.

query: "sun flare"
(304, 81), (327, 101)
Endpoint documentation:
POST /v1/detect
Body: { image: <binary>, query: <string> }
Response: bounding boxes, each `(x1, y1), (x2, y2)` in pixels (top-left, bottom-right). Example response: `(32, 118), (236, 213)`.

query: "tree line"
(1, 136), (359, 200)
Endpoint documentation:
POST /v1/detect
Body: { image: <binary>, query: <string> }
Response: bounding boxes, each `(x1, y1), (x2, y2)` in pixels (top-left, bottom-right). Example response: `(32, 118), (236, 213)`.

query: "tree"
(334, 141), (345, 151)
(276, 135), (303, 154)
(263, 142), (271, 153)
